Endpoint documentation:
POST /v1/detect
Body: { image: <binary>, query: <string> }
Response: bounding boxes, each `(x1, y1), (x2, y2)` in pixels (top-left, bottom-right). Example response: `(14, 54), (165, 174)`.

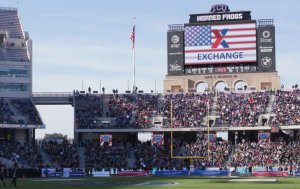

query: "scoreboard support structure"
(164, 71), (280, 93)
(165, 5), (280, 93)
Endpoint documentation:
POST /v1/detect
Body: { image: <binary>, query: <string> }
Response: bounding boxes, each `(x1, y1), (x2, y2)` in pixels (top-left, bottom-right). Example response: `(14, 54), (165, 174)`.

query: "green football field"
(7, 176), (300, 189)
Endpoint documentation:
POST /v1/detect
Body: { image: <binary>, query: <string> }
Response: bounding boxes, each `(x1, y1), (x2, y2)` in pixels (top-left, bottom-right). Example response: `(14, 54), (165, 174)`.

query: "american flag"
(184, 22), (257, 65)
(130, 25), (135, 49)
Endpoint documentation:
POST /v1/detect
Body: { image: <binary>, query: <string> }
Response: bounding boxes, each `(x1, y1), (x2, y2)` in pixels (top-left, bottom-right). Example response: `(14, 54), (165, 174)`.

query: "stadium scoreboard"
(167, 4), (276, 76)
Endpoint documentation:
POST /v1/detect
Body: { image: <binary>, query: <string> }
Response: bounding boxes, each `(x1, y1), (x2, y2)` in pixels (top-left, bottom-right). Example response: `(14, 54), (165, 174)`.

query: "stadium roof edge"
(0, 7), (17, 11)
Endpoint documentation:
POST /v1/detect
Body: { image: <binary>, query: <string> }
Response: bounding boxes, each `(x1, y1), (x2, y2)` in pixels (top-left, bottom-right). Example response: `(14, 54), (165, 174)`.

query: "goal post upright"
(170, 97), (174, 158)
(207, 99), (210, 160)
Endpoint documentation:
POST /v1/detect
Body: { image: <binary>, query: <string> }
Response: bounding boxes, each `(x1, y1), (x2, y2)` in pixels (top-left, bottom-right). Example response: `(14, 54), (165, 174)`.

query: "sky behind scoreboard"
(1, 0), (300, 138)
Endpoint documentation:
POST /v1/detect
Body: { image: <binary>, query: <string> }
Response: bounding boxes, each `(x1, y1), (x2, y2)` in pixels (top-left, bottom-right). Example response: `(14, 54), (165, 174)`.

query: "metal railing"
(32, 92), (73, 97)
(168, 24), (184, 31)
(258, 19), (274, 27)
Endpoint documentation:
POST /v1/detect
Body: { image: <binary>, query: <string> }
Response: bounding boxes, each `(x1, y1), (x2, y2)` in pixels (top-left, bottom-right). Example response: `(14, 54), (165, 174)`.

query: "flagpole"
(133, 17), (136, 93)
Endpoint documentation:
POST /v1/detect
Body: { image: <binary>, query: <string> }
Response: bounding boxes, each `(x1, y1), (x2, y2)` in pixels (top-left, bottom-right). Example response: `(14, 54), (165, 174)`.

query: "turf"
(6, 176), (300, 189)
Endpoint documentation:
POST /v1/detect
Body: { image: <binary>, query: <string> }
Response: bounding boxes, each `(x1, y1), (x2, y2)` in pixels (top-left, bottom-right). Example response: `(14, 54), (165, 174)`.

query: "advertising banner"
(189, 11), (251, 23)
(151, 133), (164, 145)
(194, 170), (228, 176)
(92, 171), (110, 177)
(207, 133), (216, 142)
(184, 22), (257, 65)
(117, 171), (149, 176)
(154, 170), (189, 177)
(257, 26), (276, 71)
(252, 171), (288, 177)
(185, 65), (257, 75)
(100, 134), (112, 146)
(41, 168), (56, 177)
(167, 31), (184, 75)
(294, 172), (300, 176)
(69, 171), (85, 177)
(63, 168), (71, 177)
(258, 132), (270, 142)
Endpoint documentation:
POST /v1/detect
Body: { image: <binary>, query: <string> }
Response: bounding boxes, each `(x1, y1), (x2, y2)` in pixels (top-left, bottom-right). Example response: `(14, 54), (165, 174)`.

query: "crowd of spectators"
(72, 90), (300, 129)
(84, 140), (129, 171)
(215, 91), (270, 127)
(174, 133), (231, 168)
(229, 140), (300, 168)
(271, 90), (300, 126)
(134, 133), (231, 171)
(42, 140), (79, 169)
(75, 94), (102, 128)
(134, 141), (186, 171)
(0, 139), (43, 168)
(0, 98), (15, 124)
(161, 93), (213, 128)
(11, 98), (43, 125)
(108, 94), (158, 128)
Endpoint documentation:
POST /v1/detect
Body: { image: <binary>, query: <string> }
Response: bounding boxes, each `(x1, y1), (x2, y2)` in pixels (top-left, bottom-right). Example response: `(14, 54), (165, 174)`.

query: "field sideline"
(8, 176), (300, 189)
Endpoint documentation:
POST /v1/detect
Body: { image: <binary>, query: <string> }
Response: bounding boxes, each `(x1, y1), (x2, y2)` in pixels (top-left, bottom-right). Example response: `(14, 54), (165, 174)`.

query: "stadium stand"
(0, 98), (15, 124)
(215, 91), (270, 127)
(11, 98), (43, 125)
(74, 94), (103, 128)
(161, 93), (213, 128)
(0, 139), (43, 168)
(42, 140), (79, 169)
(0, 8), (24, 39)
(84, 140), (129, 171)
(271, 90), (300, 126)
(229, 140), (300, 168)
(5, 48), (29, 62)
(108, 94), (158, 128)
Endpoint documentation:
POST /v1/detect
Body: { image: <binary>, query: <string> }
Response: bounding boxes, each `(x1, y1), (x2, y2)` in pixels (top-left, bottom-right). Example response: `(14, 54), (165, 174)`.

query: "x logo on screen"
(212, 29), (229, 48)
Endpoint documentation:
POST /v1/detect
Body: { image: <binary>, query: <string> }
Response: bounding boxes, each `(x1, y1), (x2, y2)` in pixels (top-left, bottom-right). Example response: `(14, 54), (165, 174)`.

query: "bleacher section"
(215, 91), (270, 127)
(42, 140), (79, 169)
(0, 8), (24, 39)
(0, 98), (15, 124)
(75, 90), (296, 129)
(108, 94), (158, 128)
(0, 139), (43, 168)
(0, 98), (43, 126)
(271, 90), (300, 126)
(5, 48), (29, 62)
(74, 94), (102, 128)
(84, 140), (129, 171)
(0, 8), (30, 62)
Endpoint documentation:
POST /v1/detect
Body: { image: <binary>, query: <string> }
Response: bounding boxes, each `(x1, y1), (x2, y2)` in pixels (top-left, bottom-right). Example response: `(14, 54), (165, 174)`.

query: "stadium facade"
(0, 7), (44, 145)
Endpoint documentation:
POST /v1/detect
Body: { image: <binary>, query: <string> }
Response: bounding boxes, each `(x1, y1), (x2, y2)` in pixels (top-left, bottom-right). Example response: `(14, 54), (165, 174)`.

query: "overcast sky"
(2, 0), (300, 138)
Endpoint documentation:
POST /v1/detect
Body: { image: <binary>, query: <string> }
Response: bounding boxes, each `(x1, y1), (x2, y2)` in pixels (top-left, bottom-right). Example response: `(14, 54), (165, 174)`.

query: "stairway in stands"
(0, 157), (16, 168)
(210, 95), (219, 116)
(77, 147), (86, 169)
(39, 147), (53, 167)
(6, 99), (28, 124)
(266, 93), (275, 113)
(102, 94), (111, 117)
(127, 148), (136, 169)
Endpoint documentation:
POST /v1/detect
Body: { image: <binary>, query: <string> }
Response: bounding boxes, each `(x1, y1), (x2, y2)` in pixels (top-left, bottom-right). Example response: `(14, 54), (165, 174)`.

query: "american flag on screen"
(184, 22), (257, 65)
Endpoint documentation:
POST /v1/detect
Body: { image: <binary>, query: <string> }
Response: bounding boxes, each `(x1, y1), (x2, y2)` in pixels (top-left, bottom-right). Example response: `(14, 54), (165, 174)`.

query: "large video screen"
(184, 21), (257, 65)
